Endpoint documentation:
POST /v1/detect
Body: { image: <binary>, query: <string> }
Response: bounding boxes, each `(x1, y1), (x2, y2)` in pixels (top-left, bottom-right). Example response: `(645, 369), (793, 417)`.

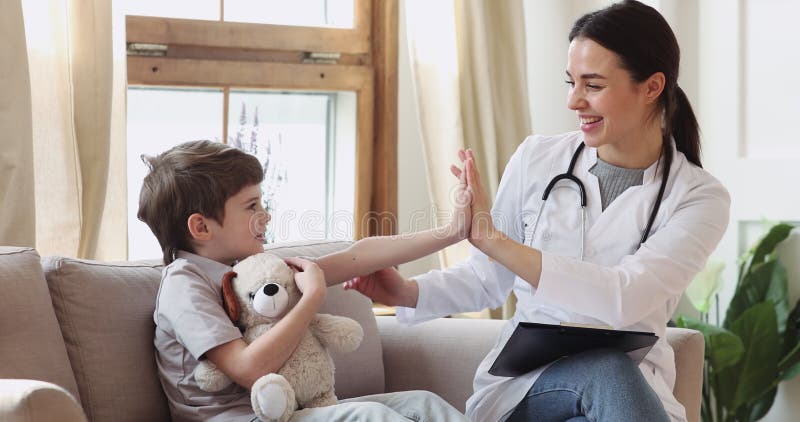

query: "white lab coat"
(397, 131), (730, 422)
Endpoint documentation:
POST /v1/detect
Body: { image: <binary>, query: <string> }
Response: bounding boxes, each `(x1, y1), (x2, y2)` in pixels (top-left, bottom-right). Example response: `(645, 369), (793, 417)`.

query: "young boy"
(138, 140), (471, 421)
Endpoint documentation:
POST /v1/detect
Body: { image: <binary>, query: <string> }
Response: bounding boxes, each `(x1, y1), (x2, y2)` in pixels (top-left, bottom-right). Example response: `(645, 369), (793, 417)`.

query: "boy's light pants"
(260, 390), (469, 422)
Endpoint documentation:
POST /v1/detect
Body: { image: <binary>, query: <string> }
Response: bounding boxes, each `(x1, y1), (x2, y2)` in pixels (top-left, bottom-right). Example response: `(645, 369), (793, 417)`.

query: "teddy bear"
(193, 252), (364, 422)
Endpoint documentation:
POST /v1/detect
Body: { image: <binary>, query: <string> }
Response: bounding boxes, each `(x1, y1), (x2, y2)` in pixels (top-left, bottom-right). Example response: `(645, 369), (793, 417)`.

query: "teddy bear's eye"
(248, 292), (255, 301)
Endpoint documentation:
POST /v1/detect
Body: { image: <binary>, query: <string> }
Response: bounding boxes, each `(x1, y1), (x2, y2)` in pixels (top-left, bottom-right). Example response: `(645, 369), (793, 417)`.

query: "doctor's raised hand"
(453, 147), (547, 288)
(450, 148), (494, 249)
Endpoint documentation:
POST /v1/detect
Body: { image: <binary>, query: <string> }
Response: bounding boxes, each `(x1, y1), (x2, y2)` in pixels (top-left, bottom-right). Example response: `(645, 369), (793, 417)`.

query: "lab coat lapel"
(583, 142), (675, 253)
(579, 144), (643, 260)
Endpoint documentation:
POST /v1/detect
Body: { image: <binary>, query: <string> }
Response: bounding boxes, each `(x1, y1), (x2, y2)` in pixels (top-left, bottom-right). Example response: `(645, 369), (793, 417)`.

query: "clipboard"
(488, 322), (658, 377)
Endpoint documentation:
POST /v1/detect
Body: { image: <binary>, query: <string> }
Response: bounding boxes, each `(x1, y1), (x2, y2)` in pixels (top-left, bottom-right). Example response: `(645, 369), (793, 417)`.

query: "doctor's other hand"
(343, 267), (419, 308)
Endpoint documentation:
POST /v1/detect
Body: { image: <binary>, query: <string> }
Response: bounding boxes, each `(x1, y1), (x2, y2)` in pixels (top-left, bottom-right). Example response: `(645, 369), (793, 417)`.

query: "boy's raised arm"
(316, 227), (463, 286)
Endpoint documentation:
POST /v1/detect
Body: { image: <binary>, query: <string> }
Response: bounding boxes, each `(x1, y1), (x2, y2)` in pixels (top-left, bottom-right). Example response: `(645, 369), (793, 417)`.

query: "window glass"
(227, 90), (356, 243)
(127, 87), (224, 260)
(121, 0), (220, 20)
(224, 0), (354, 28)
(126, 87), (356, 259)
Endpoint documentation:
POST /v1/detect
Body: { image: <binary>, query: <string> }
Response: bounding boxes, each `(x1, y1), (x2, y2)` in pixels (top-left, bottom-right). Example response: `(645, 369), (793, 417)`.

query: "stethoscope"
(527, 142), (668, 261)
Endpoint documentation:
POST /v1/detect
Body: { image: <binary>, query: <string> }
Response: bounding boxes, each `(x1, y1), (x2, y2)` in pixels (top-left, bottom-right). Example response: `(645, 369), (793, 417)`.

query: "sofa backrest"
(0, 247), (80, 402)
(42, 256), (170, 422)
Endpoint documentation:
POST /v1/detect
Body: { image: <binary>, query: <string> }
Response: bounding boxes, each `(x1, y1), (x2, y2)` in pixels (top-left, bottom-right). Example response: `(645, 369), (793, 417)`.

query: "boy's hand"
(284, 257), (327, 300)
(343, 267), (418, 308)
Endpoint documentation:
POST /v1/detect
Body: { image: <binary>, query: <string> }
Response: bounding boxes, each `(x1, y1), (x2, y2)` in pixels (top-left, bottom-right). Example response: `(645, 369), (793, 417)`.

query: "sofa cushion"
(264, 240), (386, 399)
(0, 247), (80, 403)
(42, 257), (170, 422)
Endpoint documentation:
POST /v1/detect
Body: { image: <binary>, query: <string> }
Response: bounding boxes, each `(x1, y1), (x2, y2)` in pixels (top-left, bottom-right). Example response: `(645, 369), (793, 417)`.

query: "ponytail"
(667, 86), (701, 168)
(643, 85), (699, 242)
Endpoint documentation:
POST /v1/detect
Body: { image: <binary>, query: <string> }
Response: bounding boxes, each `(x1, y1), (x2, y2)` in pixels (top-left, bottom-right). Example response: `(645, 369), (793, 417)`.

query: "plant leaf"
(706, 222), (796, 420)
(750, 223), (794, 268)
(724, 260), (785, 330)
(765, 261), (789, 333)
(744, 387), (777, 422)
(676, 315), (743, 371)
(782, 299), (800, 357)
(735, 222), (792, 292)
(685, 260), (725, 313)
(727, 302), (780, 410)
(714, 361), (739, 413)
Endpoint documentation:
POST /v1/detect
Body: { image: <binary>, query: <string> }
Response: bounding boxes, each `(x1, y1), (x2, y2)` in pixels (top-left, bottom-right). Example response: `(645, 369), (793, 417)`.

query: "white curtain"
(0, 0), (35, 248)
(405, 0), (530, 318)
(0, 0), (127, 260)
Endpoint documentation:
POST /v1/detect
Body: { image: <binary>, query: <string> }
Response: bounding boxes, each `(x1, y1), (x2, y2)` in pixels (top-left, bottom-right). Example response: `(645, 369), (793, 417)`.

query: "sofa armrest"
(0, 379), (87, 422)
(376, 316), (504, 412)
(666, 327), (704, 422)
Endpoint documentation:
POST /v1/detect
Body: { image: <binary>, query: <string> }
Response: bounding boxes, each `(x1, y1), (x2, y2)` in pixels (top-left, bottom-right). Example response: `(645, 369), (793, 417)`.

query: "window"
(123, 0), (397, 260)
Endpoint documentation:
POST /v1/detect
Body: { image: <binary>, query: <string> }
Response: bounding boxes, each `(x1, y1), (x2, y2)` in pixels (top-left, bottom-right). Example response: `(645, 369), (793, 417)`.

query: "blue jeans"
(507, 348), (670, 422)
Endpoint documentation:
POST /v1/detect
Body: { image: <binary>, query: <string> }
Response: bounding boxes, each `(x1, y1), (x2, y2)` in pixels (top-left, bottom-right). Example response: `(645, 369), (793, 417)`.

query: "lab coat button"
(542, 231), (552, 241)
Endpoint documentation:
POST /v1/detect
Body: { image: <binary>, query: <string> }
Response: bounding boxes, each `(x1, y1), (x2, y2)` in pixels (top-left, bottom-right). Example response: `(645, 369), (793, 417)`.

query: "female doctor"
(345, 1), (729, 421)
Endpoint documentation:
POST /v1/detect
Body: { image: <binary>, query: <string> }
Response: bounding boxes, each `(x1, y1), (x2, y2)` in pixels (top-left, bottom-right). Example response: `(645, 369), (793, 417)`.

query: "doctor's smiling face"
(565, 37), (663, 166)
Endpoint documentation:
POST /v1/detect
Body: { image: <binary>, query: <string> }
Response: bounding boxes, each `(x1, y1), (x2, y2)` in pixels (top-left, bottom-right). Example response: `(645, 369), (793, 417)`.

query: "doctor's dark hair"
(137, 140), (263, 265)
(569, 0), (701, 169)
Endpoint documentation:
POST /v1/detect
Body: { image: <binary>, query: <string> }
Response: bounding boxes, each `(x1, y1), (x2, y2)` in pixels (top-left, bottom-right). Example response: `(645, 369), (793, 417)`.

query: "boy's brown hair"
(138, 140), (264, 264)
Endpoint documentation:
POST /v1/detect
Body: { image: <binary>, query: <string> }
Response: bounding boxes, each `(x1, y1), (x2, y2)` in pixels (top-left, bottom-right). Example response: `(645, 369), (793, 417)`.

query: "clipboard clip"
(559, 321), (613, 330)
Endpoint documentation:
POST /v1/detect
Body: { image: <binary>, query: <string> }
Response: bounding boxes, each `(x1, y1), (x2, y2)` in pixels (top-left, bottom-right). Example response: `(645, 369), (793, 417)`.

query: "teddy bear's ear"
(221, 271), (240, 323)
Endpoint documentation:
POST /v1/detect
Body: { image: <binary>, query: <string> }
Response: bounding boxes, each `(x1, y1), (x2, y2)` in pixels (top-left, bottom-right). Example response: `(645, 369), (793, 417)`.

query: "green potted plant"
(677, 223), (800, 422)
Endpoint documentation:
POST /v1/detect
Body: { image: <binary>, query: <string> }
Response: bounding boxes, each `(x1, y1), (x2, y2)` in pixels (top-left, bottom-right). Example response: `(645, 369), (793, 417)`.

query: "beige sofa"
(0, 241), (704, 422)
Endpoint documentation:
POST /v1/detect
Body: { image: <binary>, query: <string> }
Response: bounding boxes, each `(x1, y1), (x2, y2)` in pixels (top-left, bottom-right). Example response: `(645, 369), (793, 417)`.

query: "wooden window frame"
(125, 0), (397, 239)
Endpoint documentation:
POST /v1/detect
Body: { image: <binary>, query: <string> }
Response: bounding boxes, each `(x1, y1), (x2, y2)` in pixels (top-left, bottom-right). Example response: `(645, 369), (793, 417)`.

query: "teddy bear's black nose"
(263, 284), (279, 296)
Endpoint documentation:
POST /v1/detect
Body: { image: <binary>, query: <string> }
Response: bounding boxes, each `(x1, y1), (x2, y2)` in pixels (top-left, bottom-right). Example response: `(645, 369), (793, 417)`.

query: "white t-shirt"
(153, 250), (254, 422)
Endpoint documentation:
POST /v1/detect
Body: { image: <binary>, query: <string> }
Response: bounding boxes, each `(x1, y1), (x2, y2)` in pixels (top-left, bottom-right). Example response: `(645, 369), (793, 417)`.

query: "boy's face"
(205, 184), (269, 265)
